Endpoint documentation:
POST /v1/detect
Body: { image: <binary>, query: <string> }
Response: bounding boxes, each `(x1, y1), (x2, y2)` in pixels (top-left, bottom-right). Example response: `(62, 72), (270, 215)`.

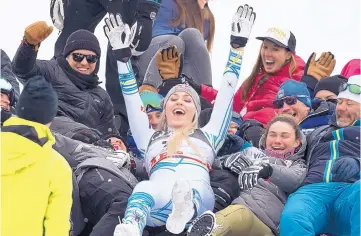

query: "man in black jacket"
(12, 21), (125, 141)
(51, 0), (162, 137)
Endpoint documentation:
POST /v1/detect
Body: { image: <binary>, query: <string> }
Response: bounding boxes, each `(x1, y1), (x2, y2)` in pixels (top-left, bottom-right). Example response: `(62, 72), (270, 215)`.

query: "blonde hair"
(157, 111), (204, 162)
(241, 45), (298, 101)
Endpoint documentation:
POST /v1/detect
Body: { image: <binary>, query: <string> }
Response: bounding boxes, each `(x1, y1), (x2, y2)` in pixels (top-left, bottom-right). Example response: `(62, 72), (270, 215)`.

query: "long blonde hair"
(172, 0), (215, 51)
(157, 110), (204, 161)
(241, 46), (298, 101)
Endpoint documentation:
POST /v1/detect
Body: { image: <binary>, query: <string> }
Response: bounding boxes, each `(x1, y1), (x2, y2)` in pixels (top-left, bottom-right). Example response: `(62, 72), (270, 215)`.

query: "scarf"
(57, 56), (101, 90)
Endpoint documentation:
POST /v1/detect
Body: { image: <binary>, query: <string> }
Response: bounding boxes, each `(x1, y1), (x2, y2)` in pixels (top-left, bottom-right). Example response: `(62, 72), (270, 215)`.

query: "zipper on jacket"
(95, 168), (105, 181)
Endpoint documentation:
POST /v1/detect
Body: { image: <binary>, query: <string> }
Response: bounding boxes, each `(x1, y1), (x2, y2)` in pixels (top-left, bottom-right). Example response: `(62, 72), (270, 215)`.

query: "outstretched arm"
(104, 13), (154, 156)
(202, 4), (256, 153)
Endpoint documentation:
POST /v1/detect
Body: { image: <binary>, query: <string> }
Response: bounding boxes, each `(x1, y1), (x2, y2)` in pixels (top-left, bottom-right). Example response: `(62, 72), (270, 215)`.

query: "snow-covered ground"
(1, 0), (360, 90)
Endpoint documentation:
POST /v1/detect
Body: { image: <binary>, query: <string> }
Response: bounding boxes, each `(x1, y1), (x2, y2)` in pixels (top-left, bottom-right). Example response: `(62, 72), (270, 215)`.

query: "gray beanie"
(163, 84), (201, 115)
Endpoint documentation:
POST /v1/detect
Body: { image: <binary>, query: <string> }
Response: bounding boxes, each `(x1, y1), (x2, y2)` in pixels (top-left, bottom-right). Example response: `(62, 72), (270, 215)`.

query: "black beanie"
(313, 75), (347, 98)
(16, 76), (58, 124)
(63, 29), (101, 57)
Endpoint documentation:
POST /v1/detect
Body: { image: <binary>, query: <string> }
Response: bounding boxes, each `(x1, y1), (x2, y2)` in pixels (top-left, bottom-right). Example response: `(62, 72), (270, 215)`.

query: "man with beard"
(279, 75), (360, 236)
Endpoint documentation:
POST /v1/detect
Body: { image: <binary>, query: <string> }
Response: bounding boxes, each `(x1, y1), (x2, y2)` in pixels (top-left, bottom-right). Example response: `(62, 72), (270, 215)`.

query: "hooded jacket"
(232, 132), (307, 234)
(200, 55), (305, 126)
(1, 117), (72, 236)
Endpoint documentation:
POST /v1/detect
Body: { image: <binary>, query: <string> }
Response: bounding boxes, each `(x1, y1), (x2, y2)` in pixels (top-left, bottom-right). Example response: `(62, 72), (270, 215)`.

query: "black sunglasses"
(71, 53), (99, 64)
(273, 96), (298, 109)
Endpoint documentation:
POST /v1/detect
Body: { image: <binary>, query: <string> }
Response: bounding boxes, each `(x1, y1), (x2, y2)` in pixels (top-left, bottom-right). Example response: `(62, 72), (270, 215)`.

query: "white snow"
(0, 0), (360, 90)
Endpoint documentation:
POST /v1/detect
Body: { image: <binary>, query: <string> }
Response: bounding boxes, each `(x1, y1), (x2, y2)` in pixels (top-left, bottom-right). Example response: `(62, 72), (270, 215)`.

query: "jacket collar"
(2, 117), (55, 147)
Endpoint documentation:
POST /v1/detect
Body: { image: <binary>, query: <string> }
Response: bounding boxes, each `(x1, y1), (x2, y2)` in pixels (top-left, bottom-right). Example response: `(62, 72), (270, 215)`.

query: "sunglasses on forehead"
(339, 83), (361, 95)
(71, 53), (99, 64)
(273, 95), (308, 109)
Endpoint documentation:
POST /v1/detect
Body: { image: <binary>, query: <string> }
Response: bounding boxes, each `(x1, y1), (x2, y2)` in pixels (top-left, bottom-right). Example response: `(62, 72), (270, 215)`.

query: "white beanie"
(338, 75), (361, 104)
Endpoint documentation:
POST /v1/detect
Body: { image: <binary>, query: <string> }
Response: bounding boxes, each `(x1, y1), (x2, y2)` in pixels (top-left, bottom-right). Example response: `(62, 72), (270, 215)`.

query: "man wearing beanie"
(313, 75), (347, 101)
(275, 80), (335, 134)
(12, 21), (127, 143)
(279, 75), (360, 236)
(1, 76), (73, 236)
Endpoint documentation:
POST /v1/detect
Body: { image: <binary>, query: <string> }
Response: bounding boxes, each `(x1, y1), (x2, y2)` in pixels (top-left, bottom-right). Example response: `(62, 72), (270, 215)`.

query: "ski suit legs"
(136, 28), (212, 88)
(123, 163), (215, 232)
(280, 181), (360, 236)
(212, 205), (274, 236)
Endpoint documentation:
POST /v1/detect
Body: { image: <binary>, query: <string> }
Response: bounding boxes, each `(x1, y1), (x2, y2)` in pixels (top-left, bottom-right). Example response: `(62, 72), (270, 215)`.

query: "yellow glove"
(305, 52), (336, 80)
(24, 21), (53, 50)
(156, 45), (183, 81)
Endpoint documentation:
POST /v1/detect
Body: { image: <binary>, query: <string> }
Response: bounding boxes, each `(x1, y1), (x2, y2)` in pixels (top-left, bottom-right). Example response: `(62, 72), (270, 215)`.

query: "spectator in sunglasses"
(12, 22), (122, 142)
(274, 80), (334, 134)
(313, 75), (347, 102)
(336, 75), (361, 127)
(279, 75), (360, 236)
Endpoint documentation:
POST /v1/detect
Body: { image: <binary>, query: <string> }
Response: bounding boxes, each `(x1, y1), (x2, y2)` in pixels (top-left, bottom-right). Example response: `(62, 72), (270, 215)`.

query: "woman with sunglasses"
(12, 22), (122, 141)
(104, 5), (255, 235)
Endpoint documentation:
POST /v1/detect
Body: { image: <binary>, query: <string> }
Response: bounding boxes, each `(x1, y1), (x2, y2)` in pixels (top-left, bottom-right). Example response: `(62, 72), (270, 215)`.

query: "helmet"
(0, 79), (16, 107)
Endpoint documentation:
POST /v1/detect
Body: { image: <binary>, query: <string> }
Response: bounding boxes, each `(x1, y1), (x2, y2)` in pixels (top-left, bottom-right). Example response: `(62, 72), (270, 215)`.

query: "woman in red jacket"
(201, 27), (305, 126)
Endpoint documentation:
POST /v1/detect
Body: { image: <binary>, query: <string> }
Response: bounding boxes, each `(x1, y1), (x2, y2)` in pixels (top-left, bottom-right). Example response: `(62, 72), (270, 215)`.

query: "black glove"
(180, 74), (201, 94)
(238, 164), (273, 190)
(130, 0), (162, 56)
(219, 151), (254, 176)
(217, 134), (245, 157)
(72, 129), (101, 144)
(238, 119), (264, 147)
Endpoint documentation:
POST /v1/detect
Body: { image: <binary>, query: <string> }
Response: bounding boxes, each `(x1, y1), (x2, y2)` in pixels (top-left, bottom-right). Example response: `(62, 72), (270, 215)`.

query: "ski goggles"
(339, 83), (361, 95)
(141, 92), (163, 113)
(71, 53), (99, 64)
(273, 95), (308, 109)
(0, 79), (16, 106)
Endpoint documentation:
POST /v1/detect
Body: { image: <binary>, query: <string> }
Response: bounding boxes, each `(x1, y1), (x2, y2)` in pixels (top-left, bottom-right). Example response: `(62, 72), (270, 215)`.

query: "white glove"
(50, 0), (64, 31)
(230, 4), (256, 48)
(103, 13), (137, 51)
(106, 150), (131, 169)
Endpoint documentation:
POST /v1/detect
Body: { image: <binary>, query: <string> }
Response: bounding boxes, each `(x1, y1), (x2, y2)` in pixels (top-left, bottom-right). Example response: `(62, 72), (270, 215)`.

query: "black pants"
(54, 0), (138, 137)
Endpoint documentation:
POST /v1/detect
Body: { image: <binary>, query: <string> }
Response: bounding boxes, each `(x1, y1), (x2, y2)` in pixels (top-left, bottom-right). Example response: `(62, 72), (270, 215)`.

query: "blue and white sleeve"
(201, 48), (244, 153)
(117, 60), (154, 157)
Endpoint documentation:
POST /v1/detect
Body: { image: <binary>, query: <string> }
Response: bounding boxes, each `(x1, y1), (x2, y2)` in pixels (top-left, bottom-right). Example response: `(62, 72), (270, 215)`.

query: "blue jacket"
(152, 0), (210, 40)
(300, 99), (336, 135)
(302, 116), (360, 185)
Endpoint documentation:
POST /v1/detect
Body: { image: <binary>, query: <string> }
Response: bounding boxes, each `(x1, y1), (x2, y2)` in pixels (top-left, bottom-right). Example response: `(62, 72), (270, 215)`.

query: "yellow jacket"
(1, 117), (73, 236)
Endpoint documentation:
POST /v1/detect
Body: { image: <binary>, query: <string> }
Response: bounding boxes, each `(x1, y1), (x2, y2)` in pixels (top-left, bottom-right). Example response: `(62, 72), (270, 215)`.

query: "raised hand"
(305, 52), (336, 80)
(156, 45), (183, 81)
(103, 13), (137, 62)
(231, 4), (256, 49)
(24, 21), (53, 51)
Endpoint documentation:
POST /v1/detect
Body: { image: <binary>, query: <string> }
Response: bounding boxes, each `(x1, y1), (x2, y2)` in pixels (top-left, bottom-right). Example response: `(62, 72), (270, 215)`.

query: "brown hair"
(265, 115), (302, 140)
(172, 0), (215, 51)
(241, 45), (297, 101)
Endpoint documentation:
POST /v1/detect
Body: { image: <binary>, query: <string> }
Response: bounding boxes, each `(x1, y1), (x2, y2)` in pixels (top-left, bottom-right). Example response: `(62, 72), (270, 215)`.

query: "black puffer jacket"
(1, 49), (20, 100)
(12, 43), (119, 138)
